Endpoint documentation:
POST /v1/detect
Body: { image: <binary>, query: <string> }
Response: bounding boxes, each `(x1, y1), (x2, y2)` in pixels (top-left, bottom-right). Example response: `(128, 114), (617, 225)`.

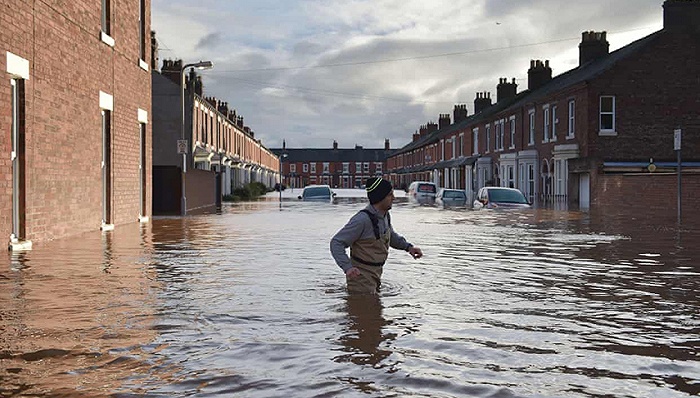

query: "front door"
(579, 173), (590, 209)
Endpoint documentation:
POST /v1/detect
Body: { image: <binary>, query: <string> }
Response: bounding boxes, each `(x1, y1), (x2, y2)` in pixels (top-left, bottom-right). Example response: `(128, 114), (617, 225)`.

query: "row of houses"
(271, 140), (393, 189)
(386, 0), (700, 209)
(1, 0), (280, 250)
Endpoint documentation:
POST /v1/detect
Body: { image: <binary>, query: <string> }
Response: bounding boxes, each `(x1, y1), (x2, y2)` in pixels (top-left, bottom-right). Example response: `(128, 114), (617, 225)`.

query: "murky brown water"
(1, 199), (699, 397)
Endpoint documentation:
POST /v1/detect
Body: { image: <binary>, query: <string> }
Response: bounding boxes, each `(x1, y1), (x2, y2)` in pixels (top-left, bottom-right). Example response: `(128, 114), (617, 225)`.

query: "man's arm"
(390, 230), (423, 259)
(330, 213), (365, 273)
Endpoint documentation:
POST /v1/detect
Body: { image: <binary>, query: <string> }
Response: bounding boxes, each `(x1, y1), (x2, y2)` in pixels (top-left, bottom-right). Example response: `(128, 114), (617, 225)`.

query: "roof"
(270, 148), (395, 163)
(391, 30), (664, 156)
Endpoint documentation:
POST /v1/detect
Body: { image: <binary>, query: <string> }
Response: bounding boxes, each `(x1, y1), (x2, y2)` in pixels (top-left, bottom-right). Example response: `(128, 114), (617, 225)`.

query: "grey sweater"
(330, 204), (412, 272)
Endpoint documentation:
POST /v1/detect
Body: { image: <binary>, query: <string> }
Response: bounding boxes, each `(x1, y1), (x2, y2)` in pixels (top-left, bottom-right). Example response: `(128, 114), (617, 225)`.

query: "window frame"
(528, 109), (535, 146)
(509, 116), (516, 149)
(599, 95), (616, 135)
(567, 99), (575, 138)
(543, 105), (550, 143)
(472, 128), (479, 155)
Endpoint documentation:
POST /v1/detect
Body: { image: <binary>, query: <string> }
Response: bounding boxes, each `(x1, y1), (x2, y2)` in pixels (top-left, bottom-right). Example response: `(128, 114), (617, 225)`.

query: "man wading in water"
(330, 177), (423, 294)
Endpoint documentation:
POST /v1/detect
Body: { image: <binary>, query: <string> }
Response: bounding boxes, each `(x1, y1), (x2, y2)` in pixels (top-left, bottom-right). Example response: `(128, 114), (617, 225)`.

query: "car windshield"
(418, 184), (436, 193)
(444, 190), (466, 199)
(303, 187), (331, 198)
(488, 189), (528, 204)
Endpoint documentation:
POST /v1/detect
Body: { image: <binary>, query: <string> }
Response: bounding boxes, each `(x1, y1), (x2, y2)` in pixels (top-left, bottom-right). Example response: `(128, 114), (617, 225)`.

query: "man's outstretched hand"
(408, 246), (423, 259)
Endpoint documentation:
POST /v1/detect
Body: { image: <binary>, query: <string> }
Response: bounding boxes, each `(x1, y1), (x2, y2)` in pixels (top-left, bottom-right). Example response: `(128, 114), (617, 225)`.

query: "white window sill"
(139, 216), (150, 223)
(599, 130), (618, 137)
(566, 134), (575, 140)
(101, 223), (115, 231)
(139, 59), (149, 71)
(9, 239), (33, 251)
(100, 31), (115, 47)
(509, 146), (516, 150)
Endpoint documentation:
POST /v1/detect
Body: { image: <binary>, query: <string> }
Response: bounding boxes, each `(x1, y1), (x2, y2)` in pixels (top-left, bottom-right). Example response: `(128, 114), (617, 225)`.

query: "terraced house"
(387, 0), (699, 210)
(152, 59), (279, 215)
(1, 0), (153, 249)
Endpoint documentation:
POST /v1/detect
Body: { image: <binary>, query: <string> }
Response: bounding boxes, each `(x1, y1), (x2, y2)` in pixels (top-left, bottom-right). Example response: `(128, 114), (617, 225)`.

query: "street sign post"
(674, 129), (682, 223)
(177, 139), (188, 154)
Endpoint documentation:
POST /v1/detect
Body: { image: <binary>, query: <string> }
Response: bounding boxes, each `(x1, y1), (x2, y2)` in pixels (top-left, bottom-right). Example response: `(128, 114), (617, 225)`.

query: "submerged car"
(436, 188), (468, 207)
(407, 181), (437, 204)
(473, 187), (531, 209)
(298, 184), (336, 202)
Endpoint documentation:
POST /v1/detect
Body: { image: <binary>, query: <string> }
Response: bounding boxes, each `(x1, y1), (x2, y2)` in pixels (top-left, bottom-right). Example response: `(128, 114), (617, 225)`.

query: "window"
(343, 162), (349, 174)
(101, 0), (111, 35)
(139, 0), (146, 60)
(600, 96), (615, 133)
(451, 137), (456, 159)
(322, 162), (329, 173)
(528, 110), (535, 145)
(303, 163), (308, 173)
(472, 128), (479, 155)
(363, 162), (369, 172)
(494, 122), (501, 151)
(485, 124), (491, 153)
(551, 105), (557, 141)
(290, 164), (297, 173)
(459, 133), (464, 157)
(568, 100), (575, 138)
(509, 117), (516, 149)
(440, 139), (445, 161)
(498, 120), (505, 151)
(375, 162), (382, 173)
(355, 162), (362, 173)
(543, 106), (550, 143)
(310, 163), (316, 173)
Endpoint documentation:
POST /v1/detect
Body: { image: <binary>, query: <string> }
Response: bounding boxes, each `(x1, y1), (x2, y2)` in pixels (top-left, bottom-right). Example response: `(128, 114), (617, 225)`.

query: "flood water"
(1, 197), (699, 397)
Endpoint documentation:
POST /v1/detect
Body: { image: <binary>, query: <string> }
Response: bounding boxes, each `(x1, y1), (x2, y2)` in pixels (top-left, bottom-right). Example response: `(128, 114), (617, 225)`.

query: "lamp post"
(278, 153), (288, 206)
(180, 60), (213, 216)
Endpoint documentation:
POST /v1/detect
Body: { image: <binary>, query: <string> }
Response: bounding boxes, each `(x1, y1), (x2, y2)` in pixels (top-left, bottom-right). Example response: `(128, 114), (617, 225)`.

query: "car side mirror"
(332, 192), (337, 197)
(297, 195), (302, 200)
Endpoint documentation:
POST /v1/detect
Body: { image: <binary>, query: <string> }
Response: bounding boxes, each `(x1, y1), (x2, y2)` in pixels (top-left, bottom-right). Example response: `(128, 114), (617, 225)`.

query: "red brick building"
(153, 60), (279, 215)
(1, 0), (153, 249)
(271, 140), (393, 189)
(387, 0), (700, 210)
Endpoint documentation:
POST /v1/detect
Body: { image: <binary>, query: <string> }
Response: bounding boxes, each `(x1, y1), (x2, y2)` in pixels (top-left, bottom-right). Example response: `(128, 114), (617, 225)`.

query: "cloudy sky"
(152, 0), (664, 150)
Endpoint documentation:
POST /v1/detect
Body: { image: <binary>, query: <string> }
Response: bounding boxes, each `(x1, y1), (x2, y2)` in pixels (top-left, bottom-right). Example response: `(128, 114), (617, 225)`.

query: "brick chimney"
(217, 101), (229, 115)
(237, 116), (244, 128)
(419, 125), (428, 137)
(194, 76), (203, 96)
(438, 114), (451, 130)
(384, 139), (390, 150)
(283, 139), (286, 150)
(227, 109), (236, 123)
(579, 31), (609, 66)
(150, 31), (159, 71)
(664, 0), (700, 33)
(474, 92), (492, 114)
(243, 126), (251, 134)
(497, 78), (518, 103)
(413, 132), (420, 142)
(453, 104), (468, 124)
(333, 140), (338, 150)
(528, 60), (552, 91)
(205, 96), (217, 108)
(427, 121), (438, 134)
(161, 59), (183, 85)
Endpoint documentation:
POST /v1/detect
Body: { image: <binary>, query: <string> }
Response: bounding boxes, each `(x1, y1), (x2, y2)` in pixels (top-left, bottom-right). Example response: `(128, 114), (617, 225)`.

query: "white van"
(407, 181), (437, 204)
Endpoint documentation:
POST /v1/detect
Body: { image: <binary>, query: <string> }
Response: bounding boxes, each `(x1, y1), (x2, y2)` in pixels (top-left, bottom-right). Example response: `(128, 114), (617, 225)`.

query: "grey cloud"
(196, 32), (223, 49)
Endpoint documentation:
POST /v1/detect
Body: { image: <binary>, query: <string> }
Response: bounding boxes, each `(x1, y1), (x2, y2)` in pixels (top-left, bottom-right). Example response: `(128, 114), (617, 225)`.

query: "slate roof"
(270, 148), (395, 163)
(391, 30), (664, 156)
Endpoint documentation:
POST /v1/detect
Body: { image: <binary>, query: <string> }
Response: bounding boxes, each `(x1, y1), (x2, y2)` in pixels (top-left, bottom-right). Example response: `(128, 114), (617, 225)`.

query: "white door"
(579, 173), (590, 209)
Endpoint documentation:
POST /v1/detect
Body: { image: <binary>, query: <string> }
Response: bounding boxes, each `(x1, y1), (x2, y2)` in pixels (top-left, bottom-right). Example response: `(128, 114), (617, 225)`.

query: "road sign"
(674, 129), (682, 151)
(177, 140), (188, 154)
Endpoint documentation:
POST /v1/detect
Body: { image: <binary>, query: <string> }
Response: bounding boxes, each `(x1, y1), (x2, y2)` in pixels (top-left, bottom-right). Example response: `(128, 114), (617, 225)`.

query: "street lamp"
(180, 60), (213, 216)
(279, 153), (288, 207)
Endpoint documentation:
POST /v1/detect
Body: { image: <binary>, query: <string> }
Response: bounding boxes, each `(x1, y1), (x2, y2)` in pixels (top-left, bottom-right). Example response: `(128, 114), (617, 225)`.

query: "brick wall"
(592, 172), (699, 216)
(185, 168), (216, 213)
(0, 0), (152, 244)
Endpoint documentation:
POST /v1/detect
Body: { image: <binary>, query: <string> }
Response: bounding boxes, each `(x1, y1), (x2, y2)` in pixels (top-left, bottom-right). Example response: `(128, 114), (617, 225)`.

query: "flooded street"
(1, 197), (699, 397)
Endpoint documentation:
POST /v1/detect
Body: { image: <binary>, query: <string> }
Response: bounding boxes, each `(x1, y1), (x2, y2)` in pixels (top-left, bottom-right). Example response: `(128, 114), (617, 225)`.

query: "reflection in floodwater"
(0, 201), (698, 397)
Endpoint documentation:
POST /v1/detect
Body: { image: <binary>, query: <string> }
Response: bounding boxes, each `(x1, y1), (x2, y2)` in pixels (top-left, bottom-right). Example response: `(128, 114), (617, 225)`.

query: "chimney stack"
(427, 121), (438, 134)
(419, 125), (428, 137)
(527, 60), (552, 91)
(474, 92), (492, 114)
(283, 139), (286, 150)
(453, 104), (468, 124)
(217, 101), (229, 115)
(413, 132), (420, 142)
(579, 31), (609, 66)
(161, 59), (183, 85)
(664, 0), (700, 33)
(333, 140), (338, 150)
(438, 114), (451, 130)
(384, 139), (390, 150)
(237, 116), (244, 128)
(497, 78), (518, 103)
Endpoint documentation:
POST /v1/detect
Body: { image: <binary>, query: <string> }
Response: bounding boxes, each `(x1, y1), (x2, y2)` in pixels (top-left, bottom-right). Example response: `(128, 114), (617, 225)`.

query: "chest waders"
(347, 210), (391, 294)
